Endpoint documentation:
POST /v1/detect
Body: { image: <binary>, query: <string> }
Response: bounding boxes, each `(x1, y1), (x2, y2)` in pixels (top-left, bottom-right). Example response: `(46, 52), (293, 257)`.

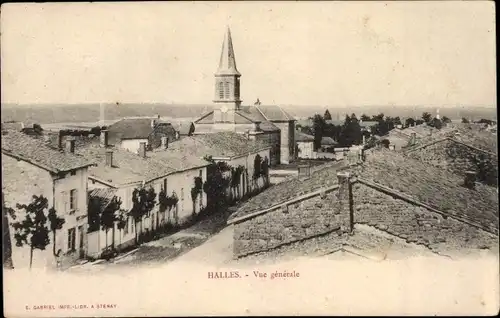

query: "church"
(194, 27), (296, 166)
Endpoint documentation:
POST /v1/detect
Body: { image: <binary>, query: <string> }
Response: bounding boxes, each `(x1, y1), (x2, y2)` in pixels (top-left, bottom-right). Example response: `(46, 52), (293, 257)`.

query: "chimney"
(65, 136), (76, 153)
(298, 164), (310, 179)
(161, 136), (168, 149)
(100, 129), (109, 148)
(105, 150), (113, 167)
(464, 171), (476, 189)
(410, 132), (416, 146)
(57, 131), (63, 149)
(336, 172), (354, 234)
(254, 121), (261, 132)
(139, 142), (147, 158)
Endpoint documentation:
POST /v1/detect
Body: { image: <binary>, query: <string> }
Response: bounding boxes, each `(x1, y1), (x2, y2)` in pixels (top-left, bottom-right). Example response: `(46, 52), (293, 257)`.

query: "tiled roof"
(321, 137), (337, 146)
(258, 121), (280, 132)
(170, 132), (271, 159)
(107, 118), (154, 141)
(351, 149), (499, 234)
(237, 106), (268, 123)
(229, 161), (346, 220)
(1, 130), (94, 173)
(88, 188), (117, 212)
(151, 145), (210, 172)
(74, 140), (177, 185)
(295, 130), (314, 142)
(168, 121), (195, 136)
(256, 105), (295, 121)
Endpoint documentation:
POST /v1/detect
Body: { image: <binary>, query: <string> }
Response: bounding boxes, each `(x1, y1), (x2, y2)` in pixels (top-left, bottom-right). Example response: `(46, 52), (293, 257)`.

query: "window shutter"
(74, 189), (78, 210)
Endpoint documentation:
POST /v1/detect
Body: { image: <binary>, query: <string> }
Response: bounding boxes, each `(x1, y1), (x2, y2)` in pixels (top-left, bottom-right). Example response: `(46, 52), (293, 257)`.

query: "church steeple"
(217, 26), (240, 76)
(213, 26), (241, 113)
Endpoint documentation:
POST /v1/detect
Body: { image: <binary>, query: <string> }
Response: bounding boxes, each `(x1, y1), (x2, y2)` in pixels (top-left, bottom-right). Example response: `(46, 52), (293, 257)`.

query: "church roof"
(256, 105), (295, 122)
(216, 26), (240, 76)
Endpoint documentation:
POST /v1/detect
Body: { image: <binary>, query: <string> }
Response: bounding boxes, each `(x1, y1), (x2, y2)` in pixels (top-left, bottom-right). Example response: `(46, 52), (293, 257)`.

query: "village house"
(162, 132), (272, 203)
(295, 130), (338, 160)
(69, 131), (209, 258)
(192, 27), (295, 166)
(1, 130), (94, 269)
(403, 124), (498, 187)
(106, 116), (178, 154)
(227, 148), (498, 260)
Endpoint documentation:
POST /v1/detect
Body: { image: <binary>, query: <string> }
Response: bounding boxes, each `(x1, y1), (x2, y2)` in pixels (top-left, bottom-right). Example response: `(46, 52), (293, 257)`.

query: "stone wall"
(233, 173), (353, 258)
(406, 139), (498, 186)
(352, 182), (498, 254)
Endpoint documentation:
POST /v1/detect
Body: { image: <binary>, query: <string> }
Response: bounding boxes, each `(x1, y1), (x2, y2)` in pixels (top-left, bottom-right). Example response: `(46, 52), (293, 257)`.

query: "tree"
(441, 116), (451, 124)
(10, 195), (51, 269)
(115, 210), (127, 247)
(203, 161), (231, 209)
(130, 187), (157, 244)
(100, 196), (122, 249)
(405, 118), (416, 127)
(360, 114), (371, 121)
(429, 117), (443, 129)
(312, 114), (325, 151)
(461, 117), (470, 123)
(422, 112), (432, 123)
(415, 119), (424, 125)
(338, 114), (362, 146)
(323, 109), (332, 120)
(47, 207), (65, 256)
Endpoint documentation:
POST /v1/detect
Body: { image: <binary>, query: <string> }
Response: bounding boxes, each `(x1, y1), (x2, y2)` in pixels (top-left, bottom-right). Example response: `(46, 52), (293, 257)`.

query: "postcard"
(2, 1), (498, 316)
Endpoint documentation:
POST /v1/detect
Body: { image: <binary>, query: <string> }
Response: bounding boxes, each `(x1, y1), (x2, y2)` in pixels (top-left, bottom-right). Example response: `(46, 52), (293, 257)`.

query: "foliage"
(428, 117), (443, 129)
(441, 116), (451, 124)
(476, 118), (495, 125)
(312, 114), (325, 151)
(158, 187), (179, 212)
(10, 195), (51, 269)
(323, 109), (332, 120)
(203, 161), (231, 208)
(100, 196), (123, 248)
(360, 114), (371, 121)
(415, 119), (424, 125)
(253, 154), (262, 180)
(422, 112), (432, 123)
(338, 114), (362, 146)
(191, 176), (204, 211)
(462, 117), (470, 123)
(405, 117), (416, 127)
(47, 207), (65, 256)
(130, 186), (157, 243)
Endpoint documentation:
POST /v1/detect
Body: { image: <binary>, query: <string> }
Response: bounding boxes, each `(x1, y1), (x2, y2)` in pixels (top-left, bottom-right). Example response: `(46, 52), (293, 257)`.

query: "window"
(181, 188), (184, 201)
(67, 228), (76, 251)
(70, 170), (76, 176)
(218, 82), (224, 99)
(224, 82), (230, 98)
(199, 170), (202, 178)
(163, 179), (168, 193)
(69, 189), (77, 211)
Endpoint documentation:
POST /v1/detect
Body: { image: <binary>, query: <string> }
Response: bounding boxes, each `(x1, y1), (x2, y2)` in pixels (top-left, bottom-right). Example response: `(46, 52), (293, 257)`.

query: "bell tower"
(213, 26), (242, 117)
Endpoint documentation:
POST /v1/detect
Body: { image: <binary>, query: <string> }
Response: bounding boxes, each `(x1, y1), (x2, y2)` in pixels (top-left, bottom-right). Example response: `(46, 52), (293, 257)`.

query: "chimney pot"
(464, 171), (476, 189)
(100, 129), (109, 148)
(65, 136), (76, 153)
(139, 142), (147, 158)
(105, 150), (113, 167)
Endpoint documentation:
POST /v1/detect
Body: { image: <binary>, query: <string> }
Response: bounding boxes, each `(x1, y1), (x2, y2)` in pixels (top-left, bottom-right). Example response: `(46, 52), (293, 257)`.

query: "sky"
(0, 1), (496, 108)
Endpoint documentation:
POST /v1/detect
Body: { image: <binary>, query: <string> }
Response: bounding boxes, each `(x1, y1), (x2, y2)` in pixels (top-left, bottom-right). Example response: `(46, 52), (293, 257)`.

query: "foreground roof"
(351, 149), (499, 234)
(256, 105), (295, 122)
(107, 118), (176, 142)
(1, 130), (93, 173)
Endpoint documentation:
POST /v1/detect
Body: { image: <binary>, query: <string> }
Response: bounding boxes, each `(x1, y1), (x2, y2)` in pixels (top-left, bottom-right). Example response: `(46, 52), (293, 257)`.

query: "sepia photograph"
(1, 1), (498, 316)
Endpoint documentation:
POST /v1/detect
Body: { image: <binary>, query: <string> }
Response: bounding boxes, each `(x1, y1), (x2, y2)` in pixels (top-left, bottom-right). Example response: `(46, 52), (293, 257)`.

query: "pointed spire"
(216, 26), (240, 76)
